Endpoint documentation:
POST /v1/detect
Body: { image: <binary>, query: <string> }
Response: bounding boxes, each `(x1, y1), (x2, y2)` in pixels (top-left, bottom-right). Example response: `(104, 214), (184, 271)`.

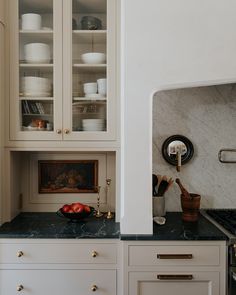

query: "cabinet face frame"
(9, 0), (63, 141)
(62, 0), (117, 141)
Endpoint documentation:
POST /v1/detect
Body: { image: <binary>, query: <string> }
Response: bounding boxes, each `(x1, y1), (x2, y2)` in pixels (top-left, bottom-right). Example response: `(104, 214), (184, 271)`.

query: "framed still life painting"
(38, 160), (98, 193)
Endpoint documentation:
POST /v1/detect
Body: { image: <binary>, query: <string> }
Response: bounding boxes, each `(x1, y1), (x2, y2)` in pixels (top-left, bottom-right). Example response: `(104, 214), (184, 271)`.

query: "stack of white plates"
(24, 43), (51, 64)
(82, 119), (105, 131)
(21, 76), (51, 97)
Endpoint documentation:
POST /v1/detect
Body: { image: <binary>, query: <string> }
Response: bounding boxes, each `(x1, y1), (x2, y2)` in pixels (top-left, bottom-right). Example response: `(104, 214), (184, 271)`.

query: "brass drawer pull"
(17, 285), (24, 292)
(157, 275), (193, 280)
(91, 285), (98, 292)
(157, 254), (193, 259)
(91, 251), (98, 258)
(17, 251), (24, 258)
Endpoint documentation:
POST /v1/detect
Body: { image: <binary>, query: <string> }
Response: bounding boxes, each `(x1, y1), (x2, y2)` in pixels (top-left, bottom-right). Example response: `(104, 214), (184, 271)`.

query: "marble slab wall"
(153, 84), (236, 211)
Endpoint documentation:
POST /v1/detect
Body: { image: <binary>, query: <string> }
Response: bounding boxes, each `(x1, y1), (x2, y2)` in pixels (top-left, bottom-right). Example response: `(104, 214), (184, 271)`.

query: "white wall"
(121, 0), (236, 234)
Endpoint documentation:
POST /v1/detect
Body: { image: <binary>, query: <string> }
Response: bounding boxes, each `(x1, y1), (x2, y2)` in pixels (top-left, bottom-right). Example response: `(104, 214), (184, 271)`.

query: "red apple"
(67, 209), (74, 213)
(84, 205), (91, 213)
(62, 204), (71, 213)
(71, 202), (84, 213)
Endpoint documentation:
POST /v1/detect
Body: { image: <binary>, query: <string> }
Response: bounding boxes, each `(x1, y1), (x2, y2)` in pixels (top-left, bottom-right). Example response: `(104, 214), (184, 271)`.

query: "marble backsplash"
(153, 84), (236, 211)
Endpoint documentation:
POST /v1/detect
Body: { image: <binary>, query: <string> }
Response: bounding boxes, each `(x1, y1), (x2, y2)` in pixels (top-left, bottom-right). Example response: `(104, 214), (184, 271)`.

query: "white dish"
(42, 27), (52, 31)
(21, 13), (42, 31)
(81, 52), (106, 64)
(85, 93), (105, 99)
(82, 119), (105, 123)
(83, 82), (97, 95)
(83, 126), (105, 131)
(24, 43), (51, 64)
(97, 78), (107, 95)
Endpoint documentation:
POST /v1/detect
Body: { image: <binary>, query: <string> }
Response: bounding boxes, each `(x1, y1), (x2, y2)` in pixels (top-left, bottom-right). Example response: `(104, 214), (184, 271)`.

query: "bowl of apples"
(57, 202), (94, 222)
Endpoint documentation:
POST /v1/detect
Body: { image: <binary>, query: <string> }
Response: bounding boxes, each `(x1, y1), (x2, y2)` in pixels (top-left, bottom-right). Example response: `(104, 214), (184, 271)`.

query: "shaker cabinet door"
(129, 271), (220, 295)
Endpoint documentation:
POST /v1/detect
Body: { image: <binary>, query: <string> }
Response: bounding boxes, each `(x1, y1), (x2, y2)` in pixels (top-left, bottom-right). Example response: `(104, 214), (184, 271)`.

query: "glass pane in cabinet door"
(72, 0), (107, 133)
(18, 0), (54, 132)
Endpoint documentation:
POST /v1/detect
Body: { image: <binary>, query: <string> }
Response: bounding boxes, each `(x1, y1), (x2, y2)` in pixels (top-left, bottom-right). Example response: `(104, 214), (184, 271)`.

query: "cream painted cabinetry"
(0, 0), (5, 24)
(123, 241), (226, 295)
(8, 0), (118, 142)
(0, 239), (119, 295)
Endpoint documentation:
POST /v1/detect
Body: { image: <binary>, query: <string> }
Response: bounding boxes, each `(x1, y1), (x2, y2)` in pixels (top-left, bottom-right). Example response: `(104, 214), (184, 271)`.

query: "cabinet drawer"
(129, 245), (220, 266)
(0, 243), (117, 264)
(0, 269), (116, 295)
(129, 271), (219, 295)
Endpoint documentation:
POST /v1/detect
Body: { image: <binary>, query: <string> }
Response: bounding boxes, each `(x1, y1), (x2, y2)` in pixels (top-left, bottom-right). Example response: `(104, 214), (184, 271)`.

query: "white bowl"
(81, 53), (106, 64)
(24, 43), (51, 63)
(83, 82), (97, 94)
(21, 13), (42, 31)
(83, 125), (105, 131)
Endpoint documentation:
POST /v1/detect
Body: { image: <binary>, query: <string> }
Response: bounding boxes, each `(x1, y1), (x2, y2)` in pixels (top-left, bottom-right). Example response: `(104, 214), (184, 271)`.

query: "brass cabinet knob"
(17, 251), (24, 257)
(64, 129), (70, 134)
(91, 251), (98, 258)
(56, 129), (62, 134)
(17, 285), (24, 292)
(91, 285), (97, 292)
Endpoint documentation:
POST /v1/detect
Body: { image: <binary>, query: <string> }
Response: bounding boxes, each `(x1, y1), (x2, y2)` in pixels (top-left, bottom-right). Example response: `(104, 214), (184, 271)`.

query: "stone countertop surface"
(0, 213), (120, 239)
(0, 212), (227, 240)
(120, 212), (228, 241)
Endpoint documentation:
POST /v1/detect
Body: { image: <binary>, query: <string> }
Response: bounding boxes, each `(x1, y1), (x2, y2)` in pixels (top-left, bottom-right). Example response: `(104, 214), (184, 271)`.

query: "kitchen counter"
(0, 212), (227, 240)
(120, 212), (228, 241)
(0, 213), (120, 239)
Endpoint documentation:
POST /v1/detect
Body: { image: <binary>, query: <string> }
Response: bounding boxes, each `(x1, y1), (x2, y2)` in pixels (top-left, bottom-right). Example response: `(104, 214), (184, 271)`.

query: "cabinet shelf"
(22, 113), (53, 117)
(73, 97), (107, 102)
(19, 30), (53, 42)
(20, 97), (53, 101)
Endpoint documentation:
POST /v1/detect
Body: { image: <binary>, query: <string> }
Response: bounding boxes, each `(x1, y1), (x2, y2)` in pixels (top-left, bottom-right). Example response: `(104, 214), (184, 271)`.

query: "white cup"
(22, 14), (42, 31)
(24, 43), (51, 63)
(83, 82), (97, 95)
(97, 78), (107, 96)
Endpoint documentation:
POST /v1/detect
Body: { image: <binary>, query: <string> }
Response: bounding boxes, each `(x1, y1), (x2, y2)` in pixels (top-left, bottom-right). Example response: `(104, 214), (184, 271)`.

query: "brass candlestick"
(95, 186), (103, 218)
(106, 179), (113, 219)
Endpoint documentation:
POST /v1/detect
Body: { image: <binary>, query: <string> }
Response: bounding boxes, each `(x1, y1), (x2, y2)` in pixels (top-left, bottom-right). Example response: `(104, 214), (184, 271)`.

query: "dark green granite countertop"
(0, 212), (227, 240)
(120, 212), (228, 241)
(0, 213), (120, 239)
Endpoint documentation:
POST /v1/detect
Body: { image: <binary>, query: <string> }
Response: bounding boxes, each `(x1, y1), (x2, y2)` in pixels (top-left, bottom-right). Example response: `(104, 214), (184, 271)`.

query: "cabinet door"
(129, 271), (220, 295)
(0, 269), (116, 295)
(9, 0), (63, 140)
(63, 0), (117, 141)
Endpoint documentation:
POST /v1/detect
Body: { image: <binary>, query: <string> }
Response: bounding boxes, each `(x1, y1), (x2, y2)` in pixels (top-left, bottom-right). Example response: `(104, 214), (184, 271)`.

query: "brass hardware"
(157, 254), (193, 259)
(91, 285), (98, 292)
(17, 285), (24, 292)
(17, 251), (24, 258)
(91, 251), (97, 258)
(56, 129), (62, 134)
(64, 129), (70, 134)
(157, 275), (193, 280)
(106, 211), (113, 219)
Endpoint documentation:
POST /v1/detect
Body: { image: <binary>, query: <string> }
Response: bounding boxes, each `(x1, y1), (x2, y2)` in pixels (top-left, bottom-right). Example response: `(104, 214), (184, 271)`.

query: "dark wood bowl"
(57, 207), (95, 222)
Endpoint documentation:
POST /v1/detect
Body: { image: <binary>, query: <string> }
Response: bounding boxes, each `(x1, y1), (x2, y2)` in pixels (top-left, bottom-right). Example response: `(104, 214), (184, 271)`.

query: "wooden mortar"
(181, 193), (201, 222)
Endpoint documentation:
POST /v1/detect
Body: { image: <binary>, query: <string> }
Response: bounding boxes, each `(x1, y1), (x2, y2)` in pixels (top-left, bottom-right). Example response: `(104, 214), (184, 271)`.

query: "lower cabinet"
(129, 271), (219, 295)
(0, 239), (119, 295)
(0, 269), (116, 295)
(123, 241), (226, 295)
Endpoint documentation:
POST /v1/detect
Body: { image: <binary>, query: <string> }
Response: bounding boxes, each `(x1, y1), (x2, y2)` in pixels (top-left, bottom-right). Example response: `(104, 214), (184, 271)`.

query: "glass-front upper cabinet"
(9, 0), (63, 140)
(9, 0), (117, 141)
(63, 0), (117, 140)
